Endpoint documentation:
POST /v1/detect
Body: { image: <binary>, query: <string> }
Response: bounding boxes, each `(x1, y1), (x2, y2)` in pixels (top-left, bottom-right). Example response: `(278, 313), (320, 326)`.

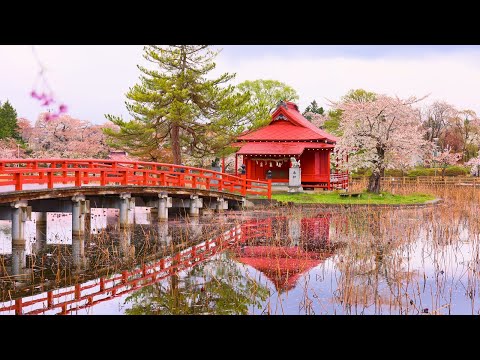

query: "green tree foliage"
(303, 100), (324, 120)
(324, 109), (342, 136)
(0, 100), (20, 140)
(104, 45), (250, 164)
(124, 254), (270, 315)
(324, 89), (377, 137)
(342, 88), (376, 103)
(236, 79), (299, 129)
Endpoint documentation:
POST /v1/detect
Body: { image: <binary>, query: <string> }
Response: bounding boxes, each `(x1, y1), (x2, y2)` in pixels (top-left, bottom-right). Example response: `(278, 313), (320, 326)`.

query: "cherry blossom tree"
(28, 113), (110, 158)
(426, 145), (461, 178)
(302, 111), (327, 129)
(0, 139), (24, 159)
(465, 156), (480, 176)
(422, 101), (457, 143)
(333, 93), (428, 193)
(17, 118), (33, 143)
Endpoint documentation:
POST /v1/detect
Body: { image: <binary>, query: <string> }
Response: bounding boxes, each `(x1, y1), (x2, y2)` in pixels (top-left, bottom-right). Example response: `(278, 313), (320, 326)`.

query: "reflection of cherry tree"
(333, 210), (421, 314)
(123, 253), (270, 315)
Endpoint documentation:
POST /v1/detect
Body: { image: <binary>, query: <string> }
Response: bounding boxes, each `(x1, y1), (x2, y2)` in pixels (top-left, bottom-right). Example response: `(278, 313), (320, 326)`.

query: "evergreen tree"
(0, 100), (20, 140)
(104, 45), (250, 164)
(303, 100), (324, 120)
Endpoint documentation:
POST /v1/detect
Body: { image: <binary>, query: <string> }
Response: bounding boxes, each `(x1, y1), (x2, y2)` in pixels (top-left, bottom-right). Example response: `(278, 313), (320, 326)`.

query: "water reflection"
(2, 198), (480, 314)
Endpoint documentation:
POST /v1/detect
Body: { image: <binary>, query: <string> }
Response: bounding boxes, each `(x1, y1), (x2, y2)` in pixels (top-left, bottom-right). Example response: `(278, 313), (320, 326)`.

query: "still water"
(0, 203), (479, 315)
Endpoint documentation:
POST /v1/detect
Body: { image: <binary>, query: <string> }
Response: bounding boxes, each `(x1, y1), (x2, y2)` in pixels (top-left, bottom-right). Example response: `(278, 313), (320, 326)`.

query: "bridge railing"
(0, 159), (271, 199)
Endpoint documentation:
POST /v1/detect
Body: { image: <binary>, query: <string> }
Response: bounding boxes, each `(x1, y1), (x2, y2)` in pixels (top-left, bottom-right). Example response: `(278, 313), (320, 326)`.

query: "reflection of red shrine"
(236, 215), (334, 292)
(233, 101), (348, 189)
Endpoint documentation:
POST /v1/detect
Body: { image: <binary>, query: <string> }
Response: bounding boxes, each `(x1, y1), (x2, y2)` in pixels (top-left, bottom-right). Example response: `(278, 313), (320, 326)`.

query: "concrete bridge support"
(189, 195), (203, 217)
(34, 212), (47, 254)
(11, 201), (31, 276)
(119, 230), (135, 258)
(72, 195), (87, 268)
(157, 222), (171, 245)
(216, 197), (228, 213)
(119, 193), (135, 229)
(158, 193), (172, 221)
(188, 217), (203, 239)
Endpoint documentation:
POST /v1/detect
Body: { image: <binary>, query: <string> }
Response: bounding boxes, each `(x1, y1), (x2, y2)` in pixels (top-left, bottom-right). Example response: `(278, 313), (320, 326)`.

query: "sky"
(1, 45), (480, 124)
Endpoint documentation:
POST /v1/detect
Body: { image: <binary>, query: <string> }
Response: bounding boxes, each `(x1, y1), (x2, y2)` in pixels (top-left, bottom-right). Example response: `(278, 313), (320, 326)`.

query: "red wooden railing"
(0, 224), (243, 315)
(0, 159), (271, 199)
(330, 173), (349, 190)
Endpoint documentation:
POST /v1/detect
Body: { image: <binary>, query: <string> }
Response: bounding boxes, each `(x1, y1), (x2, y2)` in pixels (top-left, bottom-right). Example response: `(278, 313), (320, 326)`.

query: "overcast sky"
(1, 45), (480, 124)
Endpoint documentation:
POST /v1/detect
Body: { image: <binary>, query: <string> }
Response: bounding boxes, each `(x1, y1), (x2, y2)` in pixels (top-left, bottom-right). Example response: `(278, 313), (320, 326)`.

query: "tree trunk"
(368, 172), (381, 193)
(170, 124), (182, 165)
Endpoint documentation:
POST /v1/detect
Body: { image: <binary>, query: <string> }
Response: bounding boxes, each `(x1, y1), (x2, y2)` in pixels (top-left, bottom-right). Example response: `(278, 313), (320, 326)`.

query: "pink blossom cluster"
(30, 90), (68, 121)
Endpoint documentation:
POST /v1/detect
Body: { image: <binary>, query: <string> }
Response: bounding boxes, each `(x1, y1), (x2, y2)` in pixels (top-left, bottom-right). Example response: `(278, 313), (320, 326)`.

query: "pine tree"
(104, 45), (250, 164)
(0, 100), (20, 140)
(303, 100), (324, 120)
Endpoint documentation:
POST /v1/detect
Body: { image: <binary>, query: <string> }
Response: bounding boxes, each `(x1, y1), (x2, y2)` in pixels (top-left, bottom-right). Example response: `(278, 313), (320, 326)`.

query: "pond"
(0, 191), (479, 315)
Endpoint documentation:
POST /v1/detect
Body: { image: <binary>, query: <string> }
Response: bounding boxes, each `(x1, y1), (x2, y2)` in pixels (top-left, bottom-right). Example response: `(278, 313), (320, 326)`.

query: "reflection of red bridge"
(0, 225), (242, 315)
(0, 214), (335, 315)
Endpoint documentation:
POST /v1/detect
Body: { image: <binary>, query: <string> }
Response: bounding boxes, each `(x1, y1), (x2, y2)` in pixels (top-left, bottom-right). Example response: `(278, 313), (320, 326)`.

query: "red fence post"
(47, 291), (54, 308)
(267, 179), (272, 199)
(99, 277), (105, 291)
(15, 298), (22, 315)
(75, 284), (81, 299)
(100, 170), (106, 186)
(242, 177), (247, 196)
(192, 171), (197, 189)
(15, 172), (22, 191)
(62, 162), (68, 184)
(75, 170), (81, 187)
(47, 171), (54, 189)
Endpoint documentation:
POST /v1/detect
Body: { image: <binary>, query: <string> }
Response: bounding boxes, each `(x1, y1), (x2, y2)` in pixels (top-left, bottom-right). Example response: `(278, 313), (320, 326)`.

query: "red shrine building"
(233, 101), (348, 189)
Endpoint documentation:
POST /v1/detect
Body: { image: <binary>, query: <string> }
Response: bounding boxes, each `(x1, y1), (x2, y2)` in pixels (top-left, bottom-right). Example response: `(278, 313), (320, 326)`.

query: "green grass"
(271, 191), (436, 205)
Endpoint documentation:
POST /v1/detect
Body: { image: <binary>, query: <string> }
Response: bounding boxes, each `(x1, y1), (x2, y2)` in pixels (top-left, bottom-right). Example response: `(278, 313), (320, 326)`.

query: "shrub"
(385, 169), (404, 177)
(407, 168), (432, 177)
(444, 166), (469, 176)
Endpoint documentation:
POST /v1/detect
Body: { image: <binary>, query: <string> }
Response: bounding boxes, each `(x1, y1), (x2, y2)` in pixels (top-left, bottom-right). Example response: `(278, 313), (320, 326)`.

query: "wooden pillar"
(222, 157), (225, 173)
(235, 154), (238, 176)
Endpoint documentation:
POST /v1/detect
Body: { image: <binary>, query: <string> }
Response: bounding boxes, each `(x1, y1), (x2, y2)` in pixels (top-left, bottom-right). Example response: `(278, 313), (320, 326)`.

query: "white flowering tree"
(426, 145), (461, 178)
(333, 93), (428, 193)
(466, 156), (480, 176)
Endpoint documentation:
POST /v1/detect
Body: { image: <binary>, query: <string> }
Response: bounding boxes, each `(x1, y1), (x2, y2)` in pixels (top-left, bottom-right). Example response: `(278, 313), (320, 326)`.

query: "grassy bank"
(271, 191), (436, 205)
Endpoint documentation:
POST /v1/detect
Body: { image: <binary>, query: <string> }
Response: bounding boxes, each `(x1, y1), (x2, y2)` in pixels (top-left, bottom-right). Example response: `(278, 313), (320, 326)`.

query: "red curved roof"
(236, 142), (334, 156)
(237, 101), (337, 143)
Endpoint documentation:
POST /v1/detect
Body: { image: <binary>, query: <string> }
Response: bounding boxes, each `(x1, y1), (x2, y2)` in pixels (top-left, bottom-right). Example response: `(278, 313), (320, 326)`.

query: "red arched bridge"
(0, 158), (271, 224)
(0, 159), (271, 198)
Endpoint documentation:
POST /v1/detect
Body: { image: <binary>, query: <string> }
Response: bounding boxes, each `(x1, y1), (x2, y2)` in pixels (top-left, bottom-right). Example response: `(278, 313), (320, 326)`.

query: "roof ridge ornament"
(276, 100), (288, 110)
